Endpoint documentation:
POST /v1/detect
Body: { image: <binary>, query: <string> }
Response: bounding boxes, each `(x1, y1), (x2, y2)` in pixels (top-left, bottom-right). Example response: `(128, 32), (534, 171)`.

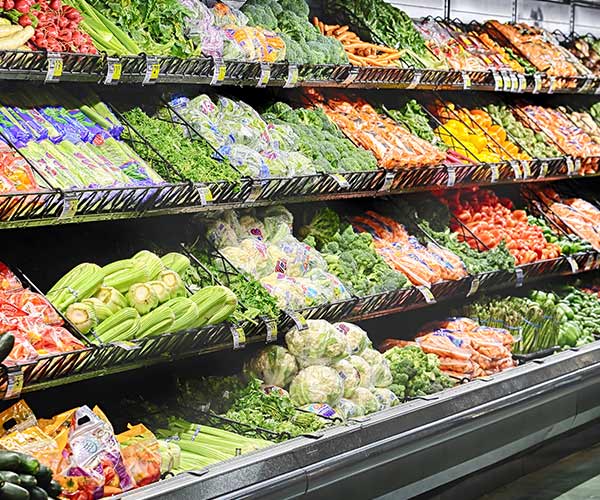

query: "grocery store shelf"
(119, 339), (600, 499)
(4, 250), (598, 401)
(1, 160), (594, 230)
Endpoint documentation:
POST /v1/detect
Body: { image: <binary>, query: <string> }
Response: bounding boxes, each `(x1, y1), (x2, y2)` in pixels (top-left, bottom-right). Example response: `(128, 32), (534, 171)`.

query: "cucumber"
(0, 333), (14, 364)
(18, 474), (36, 490)
(0, 471), (20, 484)
(45, 480), (61, 498)
(28, 486), (49, 500)
(0, 453), (23, 473)
(0, 482), (29, 500)
(34, 465), (52, 488)
(11, 452), (40, 475)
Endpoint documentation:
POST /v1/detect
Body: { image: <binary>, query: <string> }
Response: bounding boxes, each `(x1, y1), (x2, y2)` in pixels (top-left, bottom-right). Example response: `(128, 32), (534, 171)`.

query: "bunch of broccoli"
(263, 102), (377, 173)
(242, 0), (348, 64)
(301, 209), (408, 297)
(383, 345), (454, 400)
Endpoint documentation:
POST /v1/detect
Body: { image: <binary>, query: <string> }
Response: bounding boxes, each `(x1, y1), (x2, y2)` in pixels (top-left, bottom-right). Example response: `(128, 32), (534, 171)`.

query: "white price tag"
(539, 161), (549, 178)
(510, 160), (522, 179)
(493, 70), (503, 91)
(210, 58), (226, 85)
(501, 71), (513, 91)
(575, 158), (582, 173)
(533, 73), (542, 94)
(4, 368), (23, 400)
(113, 341), (141, 351)
(104, 57), (122, 85)
(288, 311), (308, 330)
(407, 70), (422, 89)
(566, 157), (575, 176)
(547, 76), (556, 94)
(230, 324), (246, 350)
(60, 192), (79, 219)
(257, 63), (271, 88)
(417, 285), (436, 304)
(284, 64), (299, 88)
(517, 73), (526, 93)
(446, 165), (456, 187)
(467, 275), (480, 297)
(584, 252), (596, 271)
(246, 182), (262, 203)
(143, 56), (160, 85)
(521, 160), (531, 179)
(490, 163), (499, 183)
(509, 72), (519, 92)
(566, 256), (579, 273)
(265, 318), (277, 343)
(342, 66), (360, 86)
(197, 185), (213, 206)
(330, 173), (350, 189)
(379, 171), (396, 191)
(515, 267), (524, 287)
(45, 52), (63, 83)
(461, 71), (471, 90)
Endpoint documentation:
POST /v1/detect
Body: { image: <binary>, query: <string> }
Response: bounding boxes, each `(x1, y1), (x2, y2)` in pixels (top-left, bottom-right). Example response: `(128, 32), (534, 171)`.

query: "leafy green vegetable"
(264, 103), (378, 173)
(122, 108), (240, 184)
(176, 375), (246, 414)
(386, 101), (446, 151)
(383, 345), (453, 400)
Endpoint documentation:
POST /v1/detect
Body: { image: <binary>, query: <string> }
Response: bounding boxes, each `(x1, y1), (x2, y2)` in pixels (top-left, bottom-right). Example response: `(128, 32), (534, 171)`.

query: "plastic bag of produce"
(117, 424), (162, 488)
(335, 398), (365, 420)
(334, 358), (360, 398)
(334, 322), (371, 355)
(304, 268), (351, 302)
(236, 213), (266, 241)
(0, 262), (22, 291)
(275, 236), (328, 276)
(289, 365), (344, 407)
(220, 144), (270, 178)
(205, 217), (239, 249)
(361, 348), (393, 388)
(372, 388), (400, 411)
(262, 206), (294, 241)
(244, 345), (298, 387)
(300, 403), (338, 419)
(286, 319), (350, 368)
(260, 273), (310, 309)
(349, 387), (379, 415)
(211, 2), (248, 27)
(220, 238), (271, 276)
(349, 355), (373, 388)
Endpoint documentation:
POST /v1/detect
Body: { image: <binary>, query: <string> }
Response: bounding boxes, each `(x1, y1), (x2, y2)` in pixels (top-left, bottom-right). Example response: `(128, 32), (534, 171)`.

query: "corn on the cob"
(133, 250), (165, 280)
(95, 307), (140, 343)
(94, 286), (128, 313)
(66, 302), (98, 334)
(82, 298), (114, 322)
(47, 263), (104, 312)
(103, 261), (149, 293)
(127, 283), (159, 314)
(191, 286), (237, 327)
(137, 304), (176, 338)
(161, 252), (191, 276)
(166, 297), (199, 332)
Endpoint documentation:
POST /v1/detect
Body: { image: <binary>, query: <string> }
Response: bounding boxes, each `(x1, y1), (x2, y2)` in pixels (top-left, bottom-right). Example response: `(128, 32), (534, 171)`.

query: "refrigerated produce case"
(2, 0), (600, 499)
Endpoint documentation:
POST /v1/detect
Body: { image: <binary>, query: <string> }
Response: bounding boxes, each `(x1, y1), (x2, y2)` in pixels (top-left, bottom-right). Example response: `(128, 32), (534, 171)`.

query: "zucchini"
(0, 471), (20, 484)
(45, 480), (61, 498)
(0, 333), (15, 365)
(18, 474), (36, 490)
(0, 482), (29, 500)
(33, 465), (52, 488)
(11, 453), (40, 476)
(0, 452), (23, 473)
(28, 486), (48, 500)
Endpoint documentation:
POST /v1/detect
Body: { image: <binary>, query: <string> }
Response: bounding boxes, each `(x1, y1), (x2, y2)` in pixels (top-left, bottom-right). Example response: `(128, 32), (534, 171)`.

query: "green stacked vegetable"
(386, 101), (446, 150)
(383, 346), (454, 400)
(263, 102), (378, 173)
(590, 102), (600, 123)
(0, 450), (62, 500)
(242, 0), (348, 64)
(485, 104), (560, 158)
(527, 216), (592, 255)
(300, 209), (408, 296)
(122, 108), (240, 184)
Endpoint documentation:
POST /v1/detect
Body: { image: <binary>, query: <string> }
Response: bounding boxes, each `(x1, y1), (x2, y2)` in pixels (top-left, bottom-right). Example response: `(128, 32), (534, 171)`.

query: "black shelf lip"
(119, 340), (600, 500)
(0, 162), (598, 229)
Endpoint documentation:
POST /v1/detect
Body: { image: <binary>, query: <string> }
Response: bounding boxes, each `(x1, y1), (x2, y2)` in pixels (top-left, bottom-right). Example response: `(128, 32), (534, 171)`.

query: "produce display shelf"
(118, 340), (600, 499)
(1, 48), (600, 94)
(0, 160), (595, 229)
(5, 249), (598, 402)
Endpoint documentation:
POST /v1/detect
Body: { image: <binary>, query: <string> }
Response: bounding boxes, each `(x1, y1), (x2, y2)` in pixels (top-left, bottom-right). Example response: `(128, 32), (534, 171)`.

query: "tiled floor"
(483, 444), (600, 500)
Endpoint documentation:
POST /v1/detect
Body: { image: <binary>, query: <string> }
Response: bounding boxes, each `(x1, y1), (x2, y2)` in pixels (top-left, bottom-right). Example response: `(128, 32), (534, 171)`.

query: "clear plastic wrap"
(289, 365), (344, 407)
(285, 319), (350, 368)
(334, 322), (371, 355)
(244, 345), (298, 387)
(334, 358), (360, 398)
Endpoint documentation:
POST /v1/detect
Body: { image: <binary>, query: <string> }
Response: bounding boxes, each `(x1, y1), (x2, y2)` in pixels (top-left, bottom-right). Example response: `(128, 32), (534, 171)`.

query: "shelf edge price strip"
(566, 256), (579, 273)
(515, 267), (524, 287)
(257, 63), (271, 88)
(197, 185), (213, 206)
(4, 367), (23, 400)
(417, 285), (436, 304)
(342, 66), (360, 86)
(104, 57), (122, 85)
(45, 52), (63, 83)
(284, 64), (298, 88)
(461, 71), (471, 90)
(407, 70), (422, 89)
(211, 58), (226, 86)
(520, 160), (531, 179)
(533, 73), (542, 94)
(510, 160), (522, 180)
(490, 163), (500, 183)
(379, 171), (396, 192)
(60, 192), (79, 219)
(539, 161), (549, 178)
(467, 275), (480, 297)
(566, 157), (576, 176)
(287, 310), (308, 331)
(517, 73), (526, 93)
(446, 165), (456, 187)
(246, 181), (263, 203)
(493, 70), (503, 91)
(264, 318), (278, 343)
(230, 324), (246, 350)
(330, 173), (350, 189)
(143, 56), (160, 85)
(113, 340), (141, 351)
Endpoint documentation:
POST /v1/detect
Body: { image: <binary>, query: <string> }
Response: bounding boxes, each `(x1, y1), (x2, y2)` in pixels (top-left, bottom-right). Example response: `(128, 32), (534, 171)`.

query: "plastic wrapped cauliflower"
(334, 358), (360, 398)
(361, 348), (393, 388)
(349, 387), (379, 415)
(335, 398), (365, 420)
(285, 319), (350, 368)
(289, 365), (344, 407)
(349, 355), (373, 388)
(372, 388), (400, 411)
(334, 322), (371, 355)
(244, 345), (298, 387)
